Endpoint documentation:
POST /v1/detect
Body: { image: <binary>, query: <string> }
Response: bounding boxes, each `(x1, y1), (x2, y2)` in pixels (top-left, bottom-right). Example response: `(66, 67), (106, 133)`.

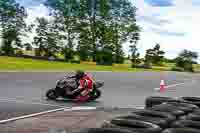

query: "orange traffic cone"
(160, 80), (165, 92)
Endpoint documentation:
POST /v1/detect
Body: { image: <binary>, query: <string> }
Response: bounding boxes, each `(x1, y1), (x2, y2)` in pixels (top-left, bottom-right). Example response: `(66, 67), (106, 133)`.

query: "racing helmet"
(75, 70), (85, 79)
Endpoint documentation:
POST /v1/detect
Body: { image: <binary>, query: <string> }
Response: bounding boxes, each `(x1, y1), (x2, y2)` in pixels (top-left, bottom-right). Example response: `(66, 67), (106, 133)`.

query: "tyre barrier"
(180, 111), (200, 121)
(170, 120), (200, 130)
(132, 109), (176, 123)
(149, 104), (185, 117)
(160, 103), (195, 114)
(76, 96), (200, 133)
(162, 128), (200, 133)
(179, 97), (200, 107)
(145, 96), (178, 108)
(192, 109), (200, 114)
(79, 128), (139, 133)
(166, 102), (198, 112)
(115, 114), (169, 128)
(102, 119), (162, 133)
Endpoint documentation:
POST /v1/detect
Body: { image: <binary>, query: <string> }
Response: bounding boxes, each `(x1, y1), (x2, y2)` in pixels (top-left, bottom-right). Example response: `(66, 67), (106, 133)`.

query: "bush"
(70, 60), (80, 64)
(171, 67), (184, 72)
(15, 50), (23, 56)
(132, 63), (152, 69)
(184, 63), (194, 72)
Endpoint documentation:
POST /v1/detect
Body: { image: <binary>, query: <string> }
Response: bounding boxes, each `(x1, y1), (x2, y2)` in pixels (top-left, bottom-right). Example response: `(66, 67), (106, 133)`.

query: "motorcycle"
(46, 75), (104, 102)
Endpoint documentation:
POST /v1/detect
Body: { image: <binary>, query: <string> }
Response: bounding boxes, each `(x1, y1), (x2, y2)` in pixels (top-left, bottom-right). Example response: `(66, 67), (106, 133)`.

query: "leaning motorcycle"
(46, 75), (104, 102)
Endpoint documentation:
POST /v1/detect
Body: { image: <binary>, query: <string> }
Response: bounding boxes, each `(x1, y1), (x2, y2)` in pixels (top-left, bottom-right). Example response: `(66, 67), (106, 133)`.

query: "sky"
(17, 0), (200, 61)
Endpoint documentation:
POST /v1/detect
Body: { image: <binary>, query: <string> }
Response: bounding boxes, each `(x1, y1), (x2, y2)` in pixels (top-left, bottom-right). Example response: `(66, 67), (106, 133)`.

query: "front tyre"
(89, 89), (101, 101)
(46, 89), (59, 100)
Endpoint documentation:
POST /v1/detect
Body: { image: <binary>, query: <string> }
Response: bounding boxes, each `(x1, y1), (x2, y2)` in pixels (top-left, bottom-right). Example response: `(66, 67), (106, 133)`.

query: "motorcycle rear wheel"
(46, 89), (59, 100)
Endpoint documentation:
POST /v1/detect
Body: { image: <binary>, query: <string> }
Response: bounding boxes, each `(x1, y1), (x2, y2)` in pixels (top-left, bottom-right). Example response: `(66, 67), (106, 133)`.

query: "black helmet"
(75, 70), (85, 79)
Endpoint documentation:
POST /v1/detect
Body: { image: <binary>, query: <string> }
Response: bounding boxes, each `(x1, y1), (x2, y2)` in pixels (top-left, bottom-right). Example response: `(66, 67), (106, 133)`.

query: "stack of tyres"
(179, 97), (200, 107)
(102, 118), (162, 133)
(144, 96), (200, 132)
(101, 109), (176, 133)
(78, 128), (139, 133)
(165, 102), (198, 113)
(145, 96), (179, 108)
(113, 109), (175, 128)
(131, 109), (176, 128)
(80, 96), (200, 133)
(162, 128), (200, 133)
(114, 114), (168, 128)
(170, 120), (200, 130)
(148, 104), (185, 118)
(184, 110), (200, 121)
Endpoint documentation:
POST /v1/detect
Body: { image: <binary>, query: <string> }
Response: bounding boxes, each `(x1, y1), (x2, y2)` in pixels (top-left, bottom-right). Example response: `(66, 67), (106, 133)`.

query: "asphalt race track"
(0, 71), (200, 121)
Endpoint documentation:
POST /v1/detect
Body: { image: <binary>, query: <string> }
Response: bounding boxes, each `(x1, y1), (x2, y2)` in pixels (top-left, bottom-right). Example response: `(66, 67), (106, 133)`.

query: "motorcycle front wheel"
(89, 89), (101, 101)
(46, 89), (59, 100)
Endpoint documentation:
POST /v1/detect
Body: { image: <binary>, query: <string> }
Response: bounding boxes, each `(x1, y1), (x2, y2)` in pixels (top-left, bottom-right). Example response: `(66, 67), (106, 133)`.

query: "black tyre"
(150, 104), (185, 117)
(160, 103), (194, 114)
(102, 119), (162, 133)
(145, 96), (178, 108)
(192, 109), (200, 114)
(178, 115), (187, 120)
(162, 128), (200, 133)
(171, 120), (200, 130)
(89, 89), (101, 101)
(116, 113), (168, 128)
(185, 113), (200, 121)
(46, 89), (59, 100)
(132, 109), (176, 123)
(79, 128), (138, 133)
(167, 102), (198, 110)
(179, 97), (200, 107)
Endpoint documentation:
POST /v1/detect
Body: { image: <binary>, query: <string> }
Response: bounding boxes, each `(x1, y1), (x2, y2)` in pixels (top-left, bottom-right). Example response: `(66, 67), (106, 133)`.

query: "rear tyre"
(46, 89), (59, 100)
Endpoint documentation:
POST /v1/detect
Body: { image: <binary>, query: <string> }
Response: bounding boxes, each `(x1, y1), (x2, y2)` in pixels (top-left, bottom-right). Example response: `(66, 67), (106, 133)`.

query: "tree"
(24, 43), (32, 51)
(109, 0), (140, 64)
(45, 0), (79, 61)
(0, 0), (27, 55)
(129, 44), (140, 67)
(145, 44), (165, 66)
(44, 0), (140, 63)
(33, 17), (60, 57)
(174, 49), (198, 72)
(76, 0), (111, 62)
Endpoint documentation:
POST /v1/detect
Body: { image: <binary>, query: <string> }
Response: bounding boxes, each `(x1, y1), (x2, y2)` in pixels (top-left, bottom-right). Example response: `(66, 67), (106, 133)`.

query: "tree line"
(133, 43), (198, 72)
(0, 0), (198, 72)
(0, 0), (140, 65)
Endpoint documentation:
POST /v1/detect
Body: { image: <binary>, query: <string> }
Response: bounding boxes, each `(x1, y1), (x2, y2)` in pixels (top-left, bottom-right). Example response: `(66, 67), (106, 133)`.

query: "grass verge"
(0, 56), (147, 72)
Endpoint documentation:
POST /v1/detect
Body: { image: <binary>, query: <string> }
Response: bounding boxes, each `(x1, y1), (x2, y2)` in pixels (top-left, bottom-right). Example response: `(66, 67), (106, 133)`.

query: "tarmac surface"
(0, 71), (200, 132)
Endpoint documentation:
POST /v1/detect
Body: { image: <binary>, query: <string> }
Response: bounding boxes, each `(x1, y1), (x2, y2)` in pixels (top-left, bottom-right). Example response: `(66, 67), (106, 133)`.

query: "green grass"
(0, 56), (148, 72)
(193, 64), (200, 72)
(2, 56), (192, 72)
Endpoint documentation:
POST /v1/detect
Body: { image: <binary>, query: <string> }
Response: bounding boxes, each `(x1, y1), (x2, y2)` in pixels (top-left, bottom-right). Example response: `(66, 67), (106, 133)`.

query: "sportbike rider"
(66, 70), (93, 102)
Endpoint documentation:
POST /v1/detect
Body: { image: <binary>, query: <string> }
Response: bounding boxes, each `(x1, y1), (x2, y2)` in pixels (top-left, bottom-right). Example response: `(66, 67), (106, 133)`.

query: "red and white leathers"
(73, 74), (93, 102)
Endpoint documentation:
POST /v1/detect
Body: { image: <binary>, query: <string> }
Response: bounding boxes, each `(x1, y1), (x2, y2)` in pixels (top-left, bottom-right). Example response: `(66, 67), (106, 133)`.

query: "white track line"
(0, 107), (70, 124)
(0, 106), (100, 124)
(0, 98), (65, 108)
(64, 106), (97, 111)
